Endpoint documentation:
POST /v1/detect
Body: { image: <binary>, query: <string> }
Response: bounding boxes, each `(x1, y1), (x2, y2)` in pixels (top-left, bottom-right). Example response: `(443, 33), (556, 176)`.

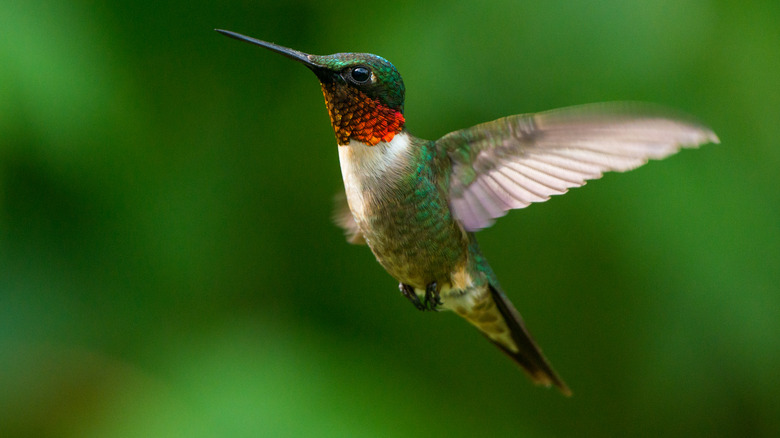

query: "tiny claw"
(399, 283), (425, 311)
(423, 282), (442, 311)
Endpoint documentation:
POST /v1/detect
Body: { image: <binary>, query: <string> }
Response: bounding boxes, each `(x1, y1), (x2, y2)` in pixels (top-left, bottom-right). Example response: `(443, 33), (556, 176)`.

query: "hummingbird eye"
(349, 66), (371, 84)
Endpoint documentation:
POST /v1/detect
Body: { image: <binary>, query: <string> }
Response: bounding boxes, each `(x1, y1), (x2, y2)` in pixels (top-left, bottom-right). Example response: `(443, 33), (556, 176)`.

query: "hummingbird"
(216, 29), (718, 396)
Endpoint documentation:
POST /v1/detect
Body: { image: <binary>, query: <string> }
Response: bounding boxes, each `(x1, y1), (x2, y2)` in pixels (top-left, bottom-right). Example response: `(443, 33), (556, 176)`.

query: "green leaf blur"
(2, 1), (778, 437)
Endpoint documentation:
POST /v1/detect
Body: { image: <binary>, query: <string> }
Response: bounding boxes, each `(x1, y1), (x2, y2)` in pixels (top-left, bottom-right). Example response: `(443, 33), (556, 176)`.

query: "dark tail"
(486, 284), (571, 396)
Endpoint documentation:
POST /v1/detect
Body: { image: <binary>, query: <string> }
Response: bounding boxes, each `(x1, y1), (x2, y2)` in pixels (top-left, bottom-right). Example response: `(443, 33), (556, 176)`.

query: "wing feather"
(437, 102), (718, 231)
(332, 192), (366, 245)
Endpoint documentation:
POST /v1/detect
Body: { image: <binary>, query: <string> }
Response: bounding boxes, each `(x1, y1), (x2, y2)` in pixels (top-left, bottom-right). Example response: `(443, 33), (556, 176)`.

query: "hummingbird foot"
(399, 283), (425, 311)
(423, 281), (442, 311)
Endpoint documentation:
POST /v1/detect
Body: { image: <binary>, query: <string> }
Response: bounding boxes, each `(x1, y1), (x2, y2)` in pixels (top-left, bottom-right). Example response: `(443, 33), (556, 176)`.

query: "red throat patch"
(320, 83), (405, 146)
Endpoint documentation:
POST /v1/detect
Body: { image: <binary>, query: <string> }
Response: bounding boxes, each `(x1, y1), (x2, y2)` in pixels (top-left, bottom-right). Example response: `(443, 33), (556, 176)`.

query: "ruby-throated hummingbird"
(216, 29), (718, 395)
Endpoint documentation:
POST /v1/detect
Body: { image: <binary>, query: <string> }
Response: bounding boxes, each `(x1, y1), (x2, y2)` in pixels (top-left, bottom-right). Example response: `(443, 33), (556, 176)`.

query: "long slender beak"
(215, 29), (322, 70)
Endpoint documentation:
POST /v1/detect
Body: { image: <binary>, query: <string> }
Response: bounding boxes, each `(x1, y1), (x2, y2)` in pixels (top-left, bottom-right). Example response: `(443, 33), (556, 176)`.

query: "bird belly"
(360, 200), (464, 289)
(338, 135), (468, 289)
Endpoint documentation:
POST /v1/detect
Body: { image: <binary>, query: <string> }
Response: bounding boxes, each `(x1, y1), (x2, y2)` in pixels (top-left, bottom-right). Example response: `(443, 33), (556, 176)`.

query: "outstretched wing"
(436, 102), (719, 231)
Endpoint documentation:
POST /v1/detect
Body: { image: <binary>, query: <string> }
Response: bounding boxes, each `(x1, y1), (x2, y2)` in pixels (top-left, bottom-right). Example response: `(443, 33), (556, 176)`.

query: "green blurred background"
(2, 0), (778, 436)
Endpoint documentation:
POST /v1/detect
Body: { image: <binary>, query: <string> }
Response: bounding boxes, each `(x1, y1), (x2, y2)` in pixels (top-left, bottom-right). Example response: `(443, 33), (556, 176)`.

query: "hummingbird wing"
(333, 191), (366, 245)
(436, 102), (719, 231)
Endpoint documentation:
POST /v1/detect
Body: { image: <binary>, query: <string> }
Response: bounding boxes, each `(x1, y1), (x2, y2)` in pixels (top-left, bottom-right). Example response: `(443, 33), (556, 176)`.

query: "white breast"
(337, 132), (411, 220)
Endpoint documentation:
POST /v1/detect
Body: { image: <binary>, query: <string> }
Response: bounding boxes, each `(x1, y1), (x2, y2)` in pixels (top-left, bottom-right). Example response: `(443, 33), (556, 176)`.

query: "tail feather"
(462, 284), (571, 396)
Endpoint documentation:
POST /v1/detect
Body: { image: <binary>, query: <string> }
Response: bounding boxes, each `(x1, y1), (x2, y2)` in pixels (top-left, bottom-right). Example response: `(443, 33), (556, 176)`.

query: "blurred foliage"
(1, 0), (779, 437)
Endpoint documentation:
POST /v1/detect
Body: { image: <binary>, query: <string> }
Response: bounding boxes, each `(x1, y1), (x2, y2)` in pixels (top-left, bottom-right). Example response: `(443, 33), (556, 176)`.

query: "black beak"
(215, 29), (324, 72)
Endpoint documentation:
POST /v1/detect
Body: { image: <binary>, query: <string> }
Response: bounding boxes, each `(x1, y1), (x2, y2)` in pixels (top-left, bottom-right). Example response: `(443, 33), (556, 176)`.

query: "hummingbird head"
(217, 29), (405, 146)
